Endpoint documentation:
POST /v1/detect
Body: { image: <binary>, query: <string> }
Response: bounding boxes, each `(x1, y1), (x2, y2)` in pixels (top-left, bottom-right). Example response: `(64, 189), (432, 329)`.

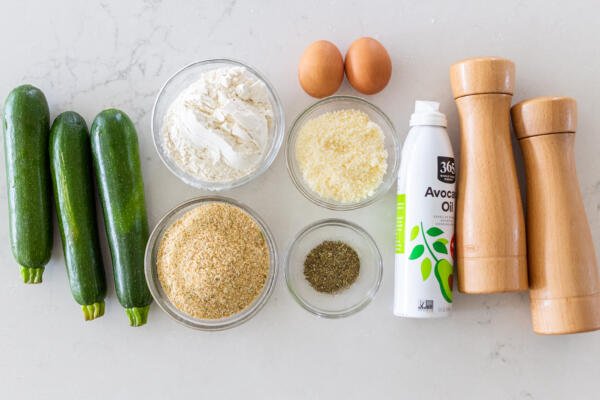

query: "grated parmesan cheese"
(295, 109), (388, 203)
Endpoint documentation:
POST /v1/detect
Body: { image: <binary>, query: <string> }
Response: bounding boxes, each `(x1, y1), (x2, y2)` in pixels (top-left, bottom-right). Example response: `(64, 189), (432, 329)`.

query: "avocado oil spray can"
(394, 101), (456, 318)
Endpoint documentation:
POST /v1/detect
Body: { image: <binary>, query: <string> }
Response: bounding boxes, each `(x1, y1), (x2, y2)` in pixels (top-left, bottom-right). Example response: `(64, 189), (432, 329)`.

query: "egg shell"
(298, 40), (345, 98)
(345, 37), (392, 95)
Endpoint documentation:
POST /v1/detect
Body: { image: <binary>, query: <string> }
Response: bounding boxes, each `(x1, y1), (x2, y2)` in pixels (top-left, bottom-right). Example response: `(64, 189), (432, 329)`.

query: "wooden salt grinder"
(511, 97), (600, 334)
(450, 57), (528, 293)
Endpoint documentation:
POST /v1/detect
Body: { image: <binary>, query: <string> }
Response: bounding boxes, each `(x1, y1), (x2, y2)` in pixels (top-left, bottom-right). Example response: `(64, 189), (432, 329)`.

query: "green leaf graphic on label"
(426, 227), (444, 237)
(409, 245), (424, 260)
(421, 258), (432, 281)
(438, 238), (448, 245)
(410, 225), (419, 241)
(432, 240), (448, 254)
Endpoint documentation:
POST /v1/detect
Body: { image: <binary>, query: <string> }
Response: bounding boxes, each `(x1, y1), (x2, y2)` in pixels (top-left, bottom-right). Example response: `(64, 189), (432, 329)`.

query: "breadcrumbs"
(156, 202), (269, 320)
(295, 109), (388, 203)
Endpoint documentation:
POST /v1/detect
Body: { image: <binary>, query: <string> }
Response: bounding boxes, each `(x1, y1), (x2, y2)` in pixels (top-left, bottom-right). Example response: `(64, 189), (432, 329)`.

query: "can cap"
(409, 101), (447, 127)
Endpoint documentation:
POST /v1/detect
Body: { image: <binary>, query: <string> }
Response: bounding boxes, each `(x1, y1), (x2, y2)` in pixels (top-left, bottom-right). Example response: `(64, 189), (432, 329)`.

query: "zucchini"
(50, 112), (106, 320)
(3, 84), (52, 283)
(90, 109), (152, 326)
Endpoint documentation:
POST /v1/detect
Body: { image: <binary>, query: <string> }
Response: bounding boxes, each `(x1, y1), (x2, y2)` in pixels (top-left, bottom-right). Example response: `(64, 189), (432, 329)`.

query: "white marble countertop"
(1, 1), (599, 398)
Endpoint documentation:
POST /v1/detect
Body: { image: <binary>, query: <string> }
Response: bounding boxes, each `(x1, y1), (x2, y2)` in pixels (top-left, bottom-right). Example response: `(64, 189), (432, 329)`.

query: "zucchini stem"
(125, 306), (150, 327)
(82, 302), (105, 321)
(20, 266), (44, 284)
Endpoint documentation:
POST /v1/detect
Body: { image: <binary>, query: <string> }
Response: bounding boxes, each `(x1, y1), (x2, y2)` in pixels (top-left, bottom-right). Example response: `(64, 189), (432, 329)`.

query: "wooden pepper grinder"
(450, 57), (528, 293)
(511, 97), (600, 334)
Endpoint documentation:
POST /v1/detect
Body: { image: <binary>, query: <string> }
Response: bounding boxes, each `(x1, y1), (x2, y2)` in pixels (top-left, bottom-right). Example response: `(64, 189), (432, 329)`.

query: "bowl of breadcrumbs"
(145, 196), (277, 330)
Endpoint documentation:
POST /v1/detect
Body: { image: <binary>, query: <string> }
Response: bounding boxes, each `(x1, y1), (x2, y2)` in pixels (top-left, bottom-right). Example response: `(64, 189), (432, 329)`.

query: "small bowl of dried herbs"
(284, 219), (383, 318)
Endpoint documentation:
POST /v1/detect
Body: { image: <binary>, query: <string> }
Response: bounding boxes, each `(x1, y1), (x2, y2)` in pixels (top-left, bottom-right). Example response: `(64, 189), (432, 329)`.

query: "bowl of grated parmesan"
(152, 59), (285, 191)
(286, 96), (399, 210)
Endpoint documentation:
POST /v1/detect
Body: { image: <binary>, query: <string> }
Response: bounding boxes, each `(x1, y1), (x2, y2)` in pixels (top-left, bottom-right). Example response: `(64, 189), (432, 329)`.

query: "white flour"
(162, 66), (273, 183)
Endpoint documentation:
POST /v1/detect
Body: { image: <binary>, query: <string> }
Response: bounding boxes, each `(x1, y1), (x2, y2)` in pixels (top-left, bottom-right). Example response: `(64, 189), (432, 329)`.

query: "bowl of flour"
(152, 59), (284, 190)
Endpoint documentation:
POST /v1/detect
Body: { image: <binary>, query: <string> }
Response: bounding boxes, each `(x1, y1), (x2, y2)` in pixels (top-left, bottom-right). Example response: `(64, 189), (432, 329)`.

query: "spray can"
(394, 101), (456, 318)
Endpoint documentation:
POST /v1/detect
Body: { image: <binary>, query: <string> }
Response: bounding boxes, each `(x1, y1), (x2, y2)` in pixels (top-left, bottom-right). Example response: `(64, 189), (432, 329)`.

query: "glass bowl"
(144, 196), (278, 330)
(151, 59), (285, 191)
(285, 219), (383, 318)
(286, 96), (399, 210)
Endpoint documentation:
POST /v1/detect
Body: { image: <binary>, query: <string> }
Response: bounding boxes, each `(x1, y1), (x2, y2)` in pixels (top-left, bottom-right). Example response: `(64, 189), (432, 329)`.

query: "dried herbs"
(304, 240), (360, 293)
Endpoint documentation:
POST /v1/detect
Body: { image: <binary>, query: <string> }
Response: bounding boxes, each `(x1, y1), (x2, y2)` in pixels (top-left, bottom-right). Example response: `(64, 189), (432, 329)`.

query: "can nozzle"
(410, 100), (447, 127)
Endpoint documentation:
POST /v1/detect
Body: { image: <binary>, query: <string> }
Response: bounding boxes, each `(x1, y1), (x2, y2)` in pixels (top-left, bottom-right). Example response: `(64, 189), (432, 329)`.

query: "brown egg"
(344, 37), (392, 95)
(298, 40), (344, 98)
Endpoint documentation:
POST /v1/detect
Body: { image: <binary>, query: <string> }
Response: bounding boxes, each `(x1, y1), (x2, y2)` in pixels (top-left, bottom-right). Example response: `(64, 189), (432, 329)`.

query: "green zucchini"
(90, 109), (152, 326)
(3, 84), (52, 283)
(50, 112), (106, 320)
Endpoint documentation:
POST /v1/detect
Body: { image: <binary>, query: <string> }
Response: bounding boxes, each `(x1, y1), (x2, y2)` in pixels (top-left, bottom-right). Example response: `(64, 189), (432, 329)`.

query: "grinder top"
(450, 57), (515, 99)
